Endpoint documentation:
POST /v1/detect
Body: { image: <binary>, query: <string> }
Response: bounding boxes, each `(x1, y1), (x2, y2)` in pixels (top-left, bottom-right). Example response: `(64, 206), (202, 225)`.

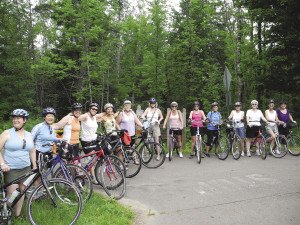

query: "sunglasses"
(252, 104), (258, 106)
(235, 105), (241, 107)
(91, 108), (98, 111)
(171, 106), (177, 108)
(22, 139), (26, 149)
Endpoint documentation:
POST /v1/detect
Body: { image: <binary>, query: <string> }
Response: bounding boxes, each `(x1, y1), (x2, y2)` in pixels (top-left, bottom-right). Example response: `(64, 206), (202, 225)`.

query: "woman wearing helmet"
(78, 103), (99, 154)
(141, 98), (164, 160)
(97, 103), (118, 134)
(116, 100), (143, 146)
(163, 101), (184, 158)
(276, 101), (297, 136)
(245, 100), (269, 157)
(53, 103), (82, 159)
(0, 109), (36, 216)
(31, 107), (58, 161)
(228, 102), (246, 156)
(188, 101), (206, 158)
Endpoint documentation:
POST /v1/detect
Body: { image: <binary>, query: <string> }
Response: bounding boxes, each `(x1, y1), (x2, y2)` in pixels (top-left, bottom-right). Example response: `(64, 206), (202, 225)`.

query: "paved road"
(120, 154), (300, 225)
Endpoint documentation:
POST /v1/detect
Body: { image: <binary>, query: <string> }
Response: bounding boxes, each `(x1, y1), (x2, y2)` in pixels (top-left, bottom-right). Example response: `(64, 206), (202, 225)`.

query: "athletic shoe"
(241, 151), (245, 156)
(275, 148), (280, 155)
(256, 150), (261, 156)
(166, 153), (169, 158)
(247, 151), (251, 157)
(204, 152), (210, 157)
(179, 152), (183, 158)
(156, 155), (160, 161)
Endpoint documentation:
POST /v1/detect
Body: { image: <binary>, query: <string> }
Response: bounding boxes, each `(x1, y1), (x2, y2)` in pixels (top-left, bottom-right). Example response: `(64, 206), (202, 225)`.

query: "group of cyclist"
(0, 97), (297, 217)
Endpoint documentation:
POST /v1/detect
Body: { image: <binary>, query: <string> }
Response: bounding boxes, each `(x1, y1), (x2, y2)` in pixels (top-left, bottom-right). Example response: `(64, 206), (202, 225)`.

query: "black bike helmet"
(194, 101), (200, 106)
(269, 99), (275, 104)
(149, 98), (156, 104)
(211, 102), (218, 107)
(72, 102), (83, 110)
(42, 107), (56, 117)
(89, 102), (99, 109)
(10, 109), (29, 119)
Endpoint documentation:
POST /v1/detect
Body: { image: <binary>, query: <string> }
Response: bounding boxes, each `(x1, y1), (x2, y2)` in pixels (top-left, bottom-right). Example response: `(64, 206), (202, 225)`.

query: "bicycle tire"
(196, 136), (201, 164)
(270, 135), (288, 158)
(53, 164), (93, 203)
(123, 147), (142, 178)
(168, 138), (173, 161)
(231, 135), (242, 160)
(215, 135), (229, 160)
(94, 158), (126, 200)
(259, 134), (267, 160)
(139, 144), (153, 164)
(141, 142), (166, 168)
(108, 155), (126, 177)
(287, 134), (300, 156)
(27, 178), (82, 225)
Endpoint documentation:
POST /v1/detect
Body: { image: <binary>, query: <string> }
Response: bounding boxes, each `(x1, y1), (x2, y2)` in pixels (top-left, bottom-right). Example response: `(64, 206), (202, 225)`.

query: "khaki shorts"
(149, 123), (161, 138)
(266, 125), (277, 133)
(4, 166), (31, 184)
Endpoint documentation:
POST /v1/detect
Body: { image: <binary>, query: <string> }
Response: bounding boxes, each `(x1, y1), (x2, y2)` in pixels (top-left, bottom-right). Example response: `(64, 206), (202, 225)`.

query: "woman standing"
(276, 101), (297, 136)
(163, 101), (184, 158)
(0, 109), (36, 216)
(245, 100), (269, 157)
(116, 100), (143, 146)
(141, 98), (164, 160)
(265, 100), (280, 152)
(228, 102), (245, 156)
(188, 101), (206, 158)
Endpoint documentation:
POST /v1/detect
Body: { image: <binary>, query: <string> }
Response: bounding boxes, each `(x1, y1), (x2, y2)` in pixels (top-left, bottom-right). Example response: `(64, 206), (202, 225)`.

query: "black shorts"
(169, 129), (182, 136)
(278, 125), (289, 137)
(206, 130), (218, 147)
(246, 126), (260, 138)
(80, 140), (97, 154)
(190, 127), (205, 136)
(67, 143), (80, 158)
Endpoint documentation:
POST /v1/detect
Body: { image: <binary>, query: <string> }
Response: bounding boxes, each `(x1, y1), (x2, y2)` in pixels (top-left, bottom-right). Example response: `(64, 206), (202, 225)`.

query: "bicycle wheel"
(287, 134), (300, 156)
(141, 142), (166, 168)
(168, 138), (174, 161)
(109, 155), (126, 177)
(231, 135), (242, 160)
(195, 136), (201, 164)
(53, 164), (93, 203)
(27, 178), (82, 225)
(215, 135), (229, 160)
(259, 135), (267, 160)
(139, 143), (153, 164)
(123, 147), (142, 178)
(94, 158), (126, 200)
(270, 135), (288, 158)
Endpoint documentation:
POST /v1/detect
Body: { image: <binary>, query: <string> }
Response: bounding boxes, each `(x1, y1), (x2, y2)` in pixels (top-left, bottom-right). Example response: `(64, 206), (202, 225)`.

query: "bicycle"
(0, 157), (82, 225)
(69, 138), (126, 200)
(133, 128), (166, 168)
(283, 122), (300, 156)
(248, 124), (267, 159)
(168, 128), (180, 161)
(40, 141), (93, 203)
(265, 122), (288, 158)
(224, 120), (243, 160)
(100, 130), (142, 178)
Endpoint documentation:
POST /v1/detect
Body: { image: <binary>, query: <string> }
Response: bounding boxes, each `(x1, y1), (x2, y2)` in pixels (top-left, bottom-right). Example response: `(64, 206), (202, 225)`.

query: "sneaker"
(241, 151), (245, 157)
(179, 152), (183, 158)
(204, 152), (210, 158)
(275, 148), (280, 155)
(189, 154), (194, 159)
(247, 151), (251, 157)
(166, 153), (169, 158)
(156, 155), (160, 161)
(256, 150), (261, 156)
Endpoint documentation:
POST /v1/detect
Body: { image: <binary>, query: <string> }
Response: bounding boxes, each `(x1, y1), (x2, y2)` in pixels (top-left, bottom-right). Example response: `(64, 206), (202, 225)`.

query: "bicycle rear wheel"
(53, 164), (93, 203)
(259, 135), (267, 160)
(168, 138), (174, 161)
(195, 136), (201, 164)
(95, 158), (126, 200)
(27, 178), (82, 225)
(287, 134), (300, 156)
(215, 135), (229, 160)
(270, 135), (288, 158)
(231, 135), (242, 160)
(140, 142), (166, 168)
(123, 147), (142, 178)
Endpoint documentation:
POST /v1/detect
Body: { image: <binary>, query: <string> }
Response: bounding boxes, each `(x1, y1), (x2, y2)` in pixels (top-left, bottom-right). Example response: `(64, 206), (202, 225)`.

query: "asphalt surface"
(119, 154), (300, 225)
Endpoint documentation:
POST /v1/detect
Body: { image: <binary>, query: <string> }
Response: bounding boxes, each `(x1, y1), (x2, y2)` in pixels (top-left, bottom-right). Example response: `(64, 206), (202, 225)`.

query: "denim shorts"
(235, 127), (245, 139)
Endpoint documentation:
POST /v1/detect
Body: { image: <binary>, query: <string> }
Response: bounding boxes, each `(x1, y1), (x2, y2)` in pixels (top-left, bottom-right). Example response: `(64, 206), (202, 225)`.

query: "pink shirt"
(169, 111), (181, 129)
(191, 111), (204, 127)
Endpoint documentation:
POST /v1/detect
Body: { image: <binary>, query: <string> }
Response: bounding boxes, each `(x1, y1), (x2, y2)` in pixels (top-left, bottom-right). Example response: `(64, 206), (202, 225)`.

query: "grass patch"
(13, 192), (135, 225)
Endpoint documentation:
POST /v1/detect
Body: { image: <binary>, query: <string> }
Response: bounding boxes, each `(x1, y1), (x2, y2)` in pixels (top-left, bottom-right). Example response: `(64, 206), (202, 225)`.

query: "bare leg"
(7, 183), (25, 217)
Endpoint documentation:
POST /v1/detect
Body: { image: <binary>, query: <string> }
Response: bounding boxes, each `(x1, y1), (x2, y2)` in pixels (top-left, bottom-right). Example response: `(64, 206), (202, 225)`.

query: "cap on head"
(170, 101), (178, 107)
(149, 98), (156, 104)
(72, 102), (82, 110)
(123, 100), (132, 105)
(89, 103), (99, 109)
(235, 102), (241, 106)
(104, 103), (114, 111)
(11, 109), (29, 119)
(269, 99), (275, 104)
(211, 102), (218, 107)
(251, 100), (258, 105)
(42, 107), (56, 117)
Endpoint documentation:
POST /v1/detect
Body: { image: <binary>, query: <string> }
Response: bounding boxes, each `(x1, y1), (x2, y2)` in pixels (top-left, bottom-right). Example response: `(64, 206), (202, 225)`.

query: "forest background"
(1, 0), (299, 122)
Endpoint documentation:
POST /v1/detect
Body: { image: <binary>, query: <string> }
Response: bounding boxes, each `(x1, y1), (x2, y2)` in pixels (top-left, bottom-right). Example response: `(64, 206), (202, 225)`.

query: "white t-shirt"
(246, 109), (264, 127)
(265, 110), (277, 126)
(231, 110), (245, 128)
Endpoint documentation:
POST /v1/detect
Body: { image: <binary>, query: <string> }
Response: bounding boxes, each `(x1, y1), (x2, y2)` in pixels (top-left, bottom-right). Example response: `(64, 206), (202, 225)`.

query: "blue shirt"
(31, 122), (57, 153)
(207, 111), (222, 131)
(4, 128), (34, 169)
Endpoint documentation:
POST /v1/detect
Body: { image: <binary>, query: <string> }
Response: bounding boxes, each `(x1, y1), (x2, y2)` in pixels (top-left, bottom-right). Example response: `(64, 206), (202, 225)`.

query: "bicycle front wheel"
(27, 178), (82, 225)
(287, 134), (300, 156)
(259, 135), (267, 160)
(270, 135), (288, 158)
(124, 147), (142, 178)
(54, 164), (93, 203)
(195, 136), (201, 164)
(141, 142), (166, 168)
(215, 135), (229, 160)
(231, 135), (242, 160)
(168, 138), (174, 161)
